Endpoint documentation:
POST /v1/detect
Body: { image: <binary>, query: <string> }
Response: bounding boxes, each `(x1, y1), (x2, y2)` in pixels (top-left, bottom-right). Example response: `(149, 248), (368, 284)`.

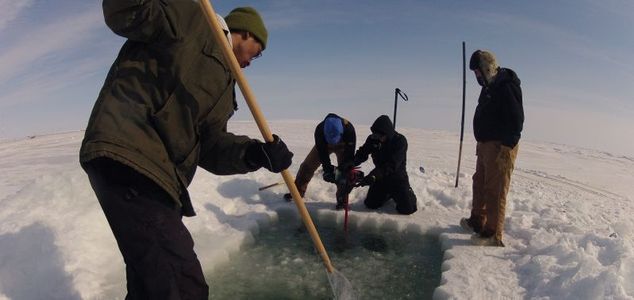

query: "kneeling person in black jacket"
(354, 115), (417, 215)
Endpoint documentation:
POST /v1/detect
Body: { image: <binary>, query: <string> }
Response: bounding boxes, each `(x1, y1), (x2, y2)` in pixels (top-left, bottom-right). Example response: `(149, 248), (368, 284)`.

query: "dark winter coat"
(355, 130), (410, 183)
(473, 68), (524, 148)
(314, 113), (356, 173)
(80, 0), (257, 216)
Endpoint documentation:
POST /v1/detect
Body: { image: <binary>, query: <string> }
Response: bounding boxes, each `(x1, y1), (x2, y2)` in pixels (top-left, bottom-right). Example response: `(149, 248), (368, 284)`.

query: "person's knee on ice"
(363, 182), (389, 209)
(364, 197), (384, 210)
(396, 205), (417, 215)
(395, 187), (417, 215)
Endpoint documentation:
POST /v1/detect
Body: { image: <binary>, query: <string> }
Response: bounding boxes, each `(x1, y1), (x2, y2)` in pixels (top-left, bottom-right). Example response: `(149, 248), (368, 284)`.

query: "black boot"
(460, 217), (482, 234)
(283, 193), (292, 202)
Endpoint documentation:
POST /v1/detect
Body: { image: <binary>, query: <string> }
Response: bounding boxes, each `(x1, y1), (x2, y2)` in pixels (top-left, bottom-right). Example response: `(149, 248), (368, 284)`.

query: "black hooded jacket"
(473, 68), (524, 148)
(314, 113), (356, 173)
(355, 115), (409, 182)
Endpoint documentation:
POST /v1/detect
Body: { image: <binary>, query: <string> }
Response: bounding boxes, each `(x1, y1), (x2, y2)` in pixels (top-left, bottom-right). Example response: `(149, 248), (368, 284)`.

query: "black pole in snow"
(455, 41), (466, 188)
(393, 88), (408, 129)
(393, 89), (398, 129)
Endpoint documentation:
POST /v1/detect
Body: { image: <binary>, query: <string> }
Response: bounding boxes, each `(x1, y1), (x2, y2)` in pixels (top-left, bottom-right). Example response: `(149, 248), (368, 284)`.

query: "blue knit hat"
(323, 116), (344, 145)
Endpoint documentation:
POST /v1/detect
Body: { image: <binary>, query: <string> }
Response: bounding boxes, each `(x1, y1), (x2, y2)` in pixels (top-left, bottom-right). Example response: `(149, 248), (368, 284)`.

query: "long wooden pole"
(455, 41), (466, 188)
(199, 0), (335, 273)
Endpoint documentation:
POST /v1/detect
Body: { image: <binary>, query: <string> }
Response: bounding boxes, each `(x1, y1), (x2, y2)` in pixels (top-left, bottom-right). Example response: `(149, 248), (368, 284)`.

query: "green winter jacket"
(80, 0), (258, 216)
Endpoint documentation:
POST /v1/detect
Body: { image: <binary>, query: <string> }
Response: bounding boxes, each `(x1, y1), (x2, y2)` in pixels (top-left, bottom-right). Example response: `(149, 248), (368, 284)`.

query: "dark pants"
(363, 178), (417, 215)
(84, 158), (208, 300)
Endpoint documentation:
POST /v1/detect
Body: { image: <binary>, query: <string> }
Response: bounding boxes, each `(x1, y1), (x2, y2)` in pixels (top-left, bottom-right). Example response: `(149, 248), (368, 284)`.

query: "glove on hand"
(338, 162), (354, 173)
(246, 134), (293, 173)
(366, 134), (382, 152)
(322, 170), (336, 183)
(358, 174), (376, 187)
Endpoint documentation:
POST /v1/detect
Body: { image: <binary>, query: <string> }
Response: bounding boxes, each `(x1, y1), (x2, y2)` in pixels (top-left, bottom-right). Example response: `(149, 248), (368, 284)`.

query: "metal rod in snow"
(258, 181), (284, 191)
(393, 88), (408, 129)
(455, 41), (466, 188)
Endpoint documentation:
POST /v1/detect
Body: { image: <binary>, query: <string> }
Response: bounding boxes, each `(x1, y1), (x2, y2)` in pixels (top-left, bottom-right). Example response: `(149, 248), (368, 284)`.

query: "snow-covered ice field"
(0, 120), (633, 299)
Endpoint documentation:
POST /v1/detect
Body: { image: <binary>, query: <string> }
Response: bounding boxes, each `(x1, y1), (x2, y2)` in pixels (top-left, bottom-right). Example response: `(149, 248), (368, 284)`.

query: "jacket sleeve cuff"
(502, 136), (519, 148)
(323, 164), (334, 174)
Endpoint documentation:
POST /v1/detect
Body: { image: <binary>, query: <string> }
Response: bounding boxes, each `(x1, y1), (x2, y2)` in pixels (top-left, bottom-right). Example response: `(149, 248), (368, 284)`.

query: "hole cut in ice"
(207, 208), (442, 299)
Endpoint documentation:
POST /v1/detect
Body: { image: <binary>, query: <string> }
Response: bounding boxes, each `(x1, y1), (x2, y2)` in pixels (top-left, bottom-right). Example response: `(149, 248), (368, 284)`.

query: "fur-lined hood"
(470, 50), (499, 85)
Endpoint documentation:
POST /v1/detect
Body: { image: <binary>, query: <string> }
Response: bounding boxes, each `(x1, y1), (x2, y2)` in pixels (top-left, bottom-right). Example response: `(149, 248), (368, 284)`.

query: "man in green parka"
(80, 2), (293, 299)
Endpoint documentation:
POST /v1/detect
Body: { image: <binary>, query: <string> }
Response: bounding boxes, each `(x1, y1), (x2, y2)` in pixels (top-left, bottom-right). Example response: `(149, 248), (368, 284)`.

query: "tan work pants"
(470, 141), (519, 241)
(294, 144), (345, 197)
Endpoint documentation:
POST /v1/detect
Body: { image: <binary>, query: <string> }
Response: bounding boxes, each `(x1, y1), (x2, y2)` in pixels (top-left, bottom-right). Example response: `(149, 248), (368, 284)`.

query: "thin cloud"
(467, 11), (594, 48)
(469, 10), (633, 77)
(583, 0), (634, 19)
(260, 1), (432, 29)
(0, 7), (103, 84)
(0, 0), (34, 32)
(0, 56), (111, 108)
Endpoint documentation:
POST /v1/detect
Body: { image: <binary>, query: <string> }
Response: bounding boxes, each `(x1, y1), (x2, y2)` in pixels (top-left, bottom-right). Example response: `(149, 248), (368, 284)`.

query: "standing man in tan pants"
(460, 50), (524, 247)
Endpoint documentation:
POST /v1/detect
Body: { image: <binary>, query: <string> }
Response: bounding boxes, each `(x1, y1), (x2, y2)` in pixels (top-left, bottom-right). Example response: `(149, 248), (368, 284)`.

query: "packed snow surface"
(0, 120), (632, 299)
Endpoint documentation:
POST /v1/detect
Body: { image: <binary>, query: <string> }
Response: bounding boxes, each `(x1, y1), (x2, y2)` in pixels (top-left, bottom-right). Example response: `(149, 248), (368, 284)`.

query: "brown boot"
(460, 217), (482, 234)
(471, 230), (505, 247)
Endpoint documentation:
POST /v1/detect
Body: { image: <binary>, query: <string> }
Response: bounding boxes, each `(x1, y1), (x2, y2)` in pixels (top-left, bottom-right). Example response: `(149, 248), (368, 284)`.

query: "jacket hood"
(370, 115), (394, 137)
(493, 68), (521, 87)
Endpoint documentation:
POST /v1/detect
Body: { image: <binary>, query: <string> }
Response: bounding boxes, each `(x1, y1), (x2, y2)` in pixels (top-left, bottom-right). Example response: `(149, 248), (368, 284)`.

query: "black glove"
(322, 171), (336, 183)
(245, 134), (293, 173)
(358, 174), (376, 187)
(351, 170), (365, 186)
(338, 162), (354, 173)
(366, 134), (382, 152)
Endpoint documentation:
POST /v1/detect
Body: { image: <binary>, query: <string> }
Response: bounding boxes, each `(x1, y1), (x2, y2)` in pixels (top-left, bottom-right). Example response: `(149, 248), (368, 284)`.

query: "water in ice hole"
(207, 209), (443, 299)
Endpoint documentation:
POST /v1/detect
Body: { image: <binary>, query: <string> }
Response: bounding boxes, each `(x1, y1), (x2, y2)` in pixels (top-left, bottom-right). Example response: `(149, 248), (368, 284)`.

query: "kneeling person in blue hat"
(354, 115), (417, 215)
(284, 113), (356, 209)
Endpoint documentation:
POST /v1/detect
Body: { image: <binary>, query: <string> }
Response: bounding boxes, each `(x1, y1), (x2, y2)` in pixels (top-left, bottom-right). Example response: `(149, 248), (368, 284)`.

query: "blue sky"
(1, 0), (633, 156)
